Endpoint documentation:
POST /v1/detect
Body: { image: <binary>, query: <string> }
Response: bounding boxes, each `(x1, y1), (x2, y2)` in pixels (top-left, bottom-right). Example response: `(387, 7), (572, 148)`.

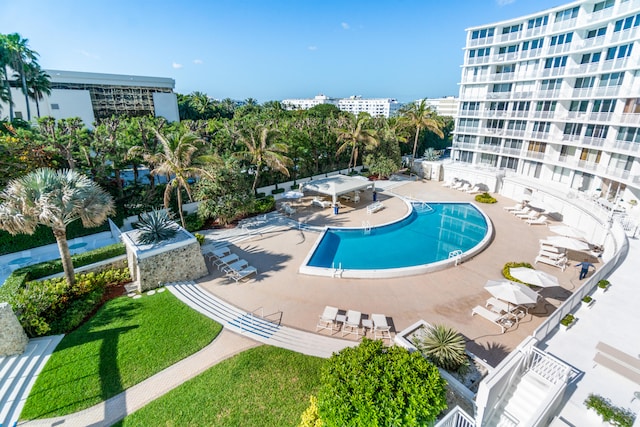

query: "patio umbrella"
(549, 225), (586, 240)
(545, 235), (590, 251)
(484, 279), (539, 306)
(509, 267), (559, 288)
(283, 190), (304, 199)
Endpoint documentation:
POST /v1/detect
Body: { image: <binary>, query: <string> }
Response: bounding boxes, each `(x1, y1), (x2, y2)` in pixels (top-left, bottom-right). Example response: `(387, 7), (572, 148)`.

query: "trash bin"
(333, 204), (339, 215)
(373, 191), (377, 202)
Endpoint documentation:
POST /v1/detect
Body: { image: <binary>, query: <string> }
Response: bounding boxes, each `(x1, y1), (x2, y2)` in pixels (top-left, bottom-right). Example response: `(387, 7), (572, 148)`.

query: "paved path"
(19, 329), (259, 427)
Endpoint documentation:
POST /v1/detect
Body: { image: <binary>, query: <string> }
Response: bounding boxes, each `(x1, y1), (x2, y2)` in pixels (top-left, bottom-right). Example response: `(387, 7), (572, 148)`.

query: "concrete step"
(498, 371), (553, 426)
(0, 335), (63, 427)
(167, 282), (355, 358)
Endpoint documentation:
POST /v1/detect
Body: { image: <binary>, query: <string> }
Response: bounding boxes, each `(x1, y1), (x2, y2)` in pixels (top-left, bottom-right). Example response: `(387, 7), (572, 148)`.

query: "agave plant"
(134, 209), (179, 244)
(415, 324), (468, 371)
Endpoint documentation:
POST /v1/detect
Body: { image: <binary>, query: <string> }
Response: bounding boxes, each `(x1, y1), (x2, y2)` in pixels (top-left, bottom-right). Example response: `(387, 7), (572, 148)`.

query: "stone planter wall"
(135, 241), (207, 292)
(0, 302), (29, 356)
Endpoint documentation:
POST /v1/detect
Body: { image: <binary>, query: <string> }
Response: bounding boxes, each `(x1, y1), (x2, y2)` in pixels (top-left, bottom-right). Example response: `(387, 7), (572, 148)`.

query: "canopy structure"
(301, 175), (375, 205)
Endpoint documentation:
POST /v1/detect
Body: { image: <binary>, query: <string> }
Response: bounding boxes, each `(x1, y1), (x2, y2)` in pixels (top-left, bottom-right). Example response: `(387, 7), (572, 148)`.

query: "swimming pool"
(299, 201), (492, 279)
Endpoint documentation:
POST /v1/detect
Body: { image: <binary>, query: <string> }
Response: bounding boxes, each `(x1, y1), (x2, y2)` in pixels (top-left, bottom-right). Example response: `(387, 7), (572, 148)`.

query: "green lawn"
(115, 346), (325, 427)
(20, 290), (222, 419)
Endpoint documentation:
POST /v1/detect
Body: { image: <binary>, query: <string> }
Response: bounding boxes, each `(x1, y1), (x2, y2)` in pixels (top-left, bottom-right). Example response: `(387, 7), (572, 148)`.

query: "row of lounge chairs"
(472, 297), (527, 333)
(534, 239), (568, 271)
(505, 204), (549, 226)
(442, 179), (483, 194)
(206, 246), (258, 282)
(316, 305), (392, 341)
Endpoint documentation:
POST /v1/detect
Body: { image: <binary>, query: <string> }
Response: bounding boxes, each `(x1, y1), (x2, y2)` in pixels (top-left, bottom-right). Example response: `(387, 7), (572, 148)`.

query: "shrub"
(413, 324), (468, 371)
(475, 192), (497, 204)
(582, 295), (593, 303)
(290, 183), (300, 190)
(560, 314), (575, 327)
(183, 212), (205, 232)
(271, 187), (285, 195)
(194, 233), (205, 246)
(299, 395), (323, 427)
(12, 266), (131, 337)
(598, 279), (610, 289)
(584, 394), (635, 427)
(317, 339), (447, 426)
(253, 196), (276, 214)
(502, 262), (534, 283)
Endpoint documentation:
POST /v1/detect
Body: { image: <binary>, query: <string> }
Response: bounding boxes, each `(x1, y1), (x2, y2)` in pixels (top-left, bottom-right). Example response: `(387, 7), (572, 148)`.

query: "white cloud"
(193, 59), (203, 64)
(308, 46), (317, 51)
(77, 50), (100, 60)
(341, 22), (350, 30)
(496, 0), (515, 5)
(172, 62), (183, 69)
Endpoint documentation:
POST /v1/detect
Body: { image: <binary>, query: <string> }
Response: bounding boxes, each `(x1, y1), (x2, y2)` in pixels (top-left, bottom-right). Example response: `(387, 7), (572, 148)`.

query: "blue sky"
(1, 0), (565, 103)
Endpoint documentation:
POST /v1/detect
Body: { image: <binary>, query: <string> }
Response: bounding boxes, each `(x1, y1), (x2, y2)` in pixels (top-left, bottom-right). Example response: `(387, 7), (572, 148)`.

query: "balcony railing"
(496, 32), (522, 43)
(570, 62), (601, 75)
(525, 151), (546, 160)
(487, 92), (512, 100)
(593, 86), (621, 97)
(609, 140), (640, 153)
(479, 144), (501, 152)
(485, 110), (510, 118)
(452, 142), (478, 150)
(579, 36), (606, 49)
(456, 126), (481, 134)
(604, 167), (631, 180)
(540, 67), (567, 77)
(619, 113), (640, 125)
(572, 87), (594, 98)
(467, 37), (494, 47)
(501, 147), (523, 156)
(462, 75), (490, 84)
(492, 72), (516, 82)
(551, 19), (577, 32)
(577, 160), (600, 170)
(466, 56), (490, 65)
(536, 89), (562, 99)
(587, 8), (614, 23)
(588, 112), (613, 122)
(562, 134), (582, 142)
(531, 111), (556, 119)
(601, 57), (629, 71)
(434, 406), (476, 427)
(530, 131), (550, 140)
(458, 110), (481, 117)
(581, 136), (607, 147)
(504, 129), (527, 138)
(609, 27), (639, 43)
(547, 43), (572, 55)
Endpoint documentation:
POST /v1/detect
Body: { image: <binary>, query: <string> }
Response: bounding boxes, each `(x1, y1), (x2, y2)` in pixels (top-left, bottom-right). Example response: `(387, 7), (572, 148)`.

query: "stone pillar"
(0, 302), (29, 356)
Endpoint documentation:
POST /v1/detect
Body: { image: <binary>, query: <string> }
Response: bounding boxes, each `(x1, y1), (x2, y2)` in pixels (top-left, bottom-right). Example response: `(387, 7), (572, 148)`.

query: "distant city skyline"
(1, 0), (565, 103)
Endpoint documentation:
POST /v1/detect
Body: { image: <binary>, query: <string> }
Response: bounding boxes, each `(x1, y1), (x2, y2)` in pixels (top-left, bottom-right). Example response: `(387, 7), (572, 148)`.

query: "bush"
(584, 394), (635, 427)
(299, 395), (323, 427)
(183, 212), (205, 232)
(194, 232), (205, 246)
(12, 266), (131, 337)
(598, 279), (610, 289)
(560, 314), (575, 327)
(502, 262), (534, 283)
(253, 196), (276, 214)
(475, 192), (497, 204)
(290, 184), (300, 190)
(413, 324), (468, 371)
(271, 188), (285, 195)
(317, 339), (447, 426)
(582, 295), (593, 303)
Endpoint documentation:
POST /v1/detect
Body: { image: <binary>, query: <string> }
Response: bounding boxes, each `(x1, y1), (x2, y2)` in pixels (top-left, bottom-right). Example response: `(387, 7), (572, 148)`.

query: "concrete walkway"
(19, 330), (260, 427)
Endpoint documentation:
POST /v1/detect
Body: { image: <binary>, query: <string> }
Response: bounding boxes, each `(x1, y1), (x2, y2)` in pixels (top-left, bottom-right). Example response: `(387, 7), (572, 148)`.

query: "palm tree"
(189, 91), (211, 118)
(2, 33), (39, 121)
(233, 121), (292, 192)
(335, 112), (378, 172)
(0, 168), (115, 286)
(413, 324), (468, 371)
(145, 128), (214, 228)
(400, 99), (444, 167)
(24, 63), (50, 118)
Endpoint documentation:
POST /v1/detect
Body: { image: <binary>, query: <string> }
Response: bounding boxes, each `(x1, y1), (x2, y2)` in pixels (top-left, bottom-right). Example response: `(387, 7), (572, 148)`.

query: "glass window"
(569, 101), (589, 112)
(527, 16), (549, 29)
(586, 27), (607, 38)
(502, 24), (522, 34)
(555, 7), (579, 22)
(492, 83), (512, 93)
(599, 72), (624, 87)
(541, 79), (562, 90)
(575, 76), (595, 88)
(585, 124), (608, 138)
(581, 52), (601, 64)
(544, 56), (568, 68)
(564, 123), (583, 135)
(514, 101), (530, 111)
(536, 101), (557, 111)
(550, 32), (573, 46)
(593, 0), (614, 12)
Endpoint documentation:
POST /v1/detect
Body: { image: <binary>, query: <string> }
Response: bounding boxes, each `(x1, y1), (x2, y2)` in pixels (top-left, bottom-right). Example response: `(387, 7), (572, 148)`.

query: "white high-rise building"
(422, 96), (460, 118)
(451, 0), (640, 205)
(282, 94), (401, 117)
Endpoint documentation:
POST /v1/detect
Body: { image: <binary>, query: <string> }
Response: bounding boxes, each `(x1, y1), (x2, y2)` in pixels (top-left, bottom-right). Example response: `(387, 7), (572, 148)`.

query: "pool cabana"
(301, 175), (375, 205)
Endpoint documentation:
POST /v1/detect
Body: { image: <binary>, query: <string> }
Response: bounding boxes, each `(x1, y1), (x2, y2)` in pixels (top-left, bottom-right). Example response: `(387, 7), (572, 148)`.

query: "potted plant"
(581, 295), (594, 307)
(597, 279), (610, 292)
(560, 313), (576, 330)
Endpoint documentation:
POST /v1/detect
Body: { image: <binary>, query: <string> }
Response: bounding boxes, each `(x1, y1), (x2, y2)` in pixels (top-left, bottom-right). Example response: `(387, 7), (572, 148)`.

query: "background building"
(450, 0), (639, 206)
(422, 96), (460, 118)
(282, 94), (401, 117)
(2, 70), (179, 128)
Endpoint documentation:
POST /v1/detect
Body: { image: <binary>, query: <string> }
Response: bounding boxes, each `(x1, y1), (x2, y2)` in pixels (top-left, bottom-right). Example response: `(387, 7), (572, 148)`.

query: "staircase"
(167, 281), (356, 358)
(487, 370), (553, 427)
(0, 335), (64, 427)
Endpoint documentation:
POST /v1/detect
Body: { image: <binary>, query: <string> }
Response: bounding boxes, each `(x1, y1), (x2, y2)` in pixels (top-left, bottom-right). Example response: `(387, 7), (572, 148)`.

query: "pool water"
(307, 203), (488, 270)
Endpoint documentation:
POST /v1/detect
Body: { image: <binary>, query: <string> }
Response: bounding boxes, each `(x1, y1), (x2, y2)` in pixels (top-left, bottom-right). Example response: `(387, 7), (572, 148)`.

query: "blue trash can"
(333, 205), (339, 215)
(373, 191), (378, 202)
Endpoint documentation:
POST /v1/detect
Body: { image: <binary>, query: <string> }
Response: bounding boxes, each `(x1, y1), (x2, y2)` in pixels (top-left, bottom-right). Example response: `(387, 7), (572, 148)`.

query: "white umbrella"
(509, 267), (559, 288)
(545, 235), (590, 251)
(484, 279), (539, 306)
(549, 225), (586, 240)
(283, 190), (304, 199)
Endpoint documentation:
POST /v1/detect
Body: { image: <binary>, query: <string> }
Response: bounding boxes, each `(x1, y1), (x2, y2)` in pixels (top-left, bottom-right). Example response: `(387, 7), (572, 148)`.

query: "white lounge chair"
(371, 313), (392, 341)
(535, 254), (567, 271)
(227, 266), (258, 282)
(342, 309), (362, 337)
(450, 181), (464, 190)
(472, 305), (512, 333)
(215, 253), (239, 269)
(312, 197), (332, 208)
(503, 203), (523, 212)
(316, 306), (339, 333)
(367, 201), (384, 214)
(466, 185), (482, 194)
(457, 183), (472, 192)
(442, 179), (457, 188)
(511, 206), (531, 216)
(526, 215), (548, 226)
(516, 211), (539, 220)
(282, 203), (297, 216)
(221, 259), (249, 274)
(538, 250), (566, 261)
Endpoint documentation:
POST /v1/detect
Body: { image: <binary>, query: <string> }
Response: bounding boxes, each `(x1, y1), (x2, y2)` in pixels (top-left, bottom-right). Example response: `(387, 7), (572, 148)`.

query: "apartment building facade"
(282, 94), (401, 118)
(451, 0), (640, 205)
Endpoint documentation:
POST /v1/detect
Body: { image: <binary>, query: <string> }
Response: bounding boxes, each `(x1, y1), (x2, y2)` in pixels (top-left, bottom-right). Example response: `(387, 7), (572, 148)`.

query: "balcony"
(604, 167), (631, 181)
(531, 111), (556, 119)
(466, 56), (490, 65)
(565, 111), (589, 120)
(570, 62), (601, 75)
(520, 49), (542, 59)
(601, 57), (629, 71)
(536, 89), (562, 99)
(540, 67), (567, 77)
(462, 74), (490, 84)
(588, 112), (613, 122)
(579, 37), (606, 49)
(493, 52), (520, 62)
(577, 160), (600, 171)
(458, 110), (481, 118)
(581, 136), (607, 147)
(547, 44), (572, 55)
(609, 140), (640, 153)
(456, 126), (481, 134)
(492, 72), (516, 82)
(572, 87), (594, 98)
(496, 32), (522, 43)
(501, 147), (523, 156)
(478, 144), (501, 153)
(485, 127), (506, 135)
(619, 113), (640, 125)
(524, 26), (546, 38)
(468, 37), (494, 47)
(525, 151), (546, 160)
(485, 110), (510, 118)
(593, 86), (621, 97)
(609, 27), (639, 43)
(551, 18), (577, 32)
(513, 91), (533, 99)
(530, 131), (550, 140)
(452, 142), (478, 150)
(562, 133), (583, 142)
(587, 8), (614, 23)
(487, 92), (513, 100)
(504, 129), (527, 138)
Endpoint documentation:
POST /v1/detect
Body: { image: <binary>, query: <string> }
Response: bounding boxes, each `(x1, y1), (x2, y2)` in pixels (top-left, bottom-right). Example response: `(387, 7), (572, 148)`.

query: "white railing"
(525, 348), (572, 385)
(434, 406), (476, 427)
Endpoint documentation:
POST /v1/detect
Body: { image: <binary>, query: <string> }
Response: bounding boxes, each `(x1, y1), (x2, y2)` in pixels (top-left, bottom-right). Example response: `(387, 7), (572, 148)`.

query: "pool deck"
(198, 179), (595, 367)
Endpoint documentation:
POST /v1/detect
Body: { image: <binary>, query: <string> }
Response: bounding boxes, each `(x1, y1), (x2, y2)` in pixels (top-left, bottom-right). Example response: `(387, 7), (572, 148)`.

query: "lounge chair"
(442, 179), (457, 188)
(316, 306), (339, 333)
(511, 206), (531, 216)
(342, 309), (362, 337)
(516, 211), (539, 220)
(466, 185), (482, 194)
(486, 297), (526, 320)
(503, 203), (524, 212)
(371, 313), (392, 341)
(457, 183), (472, 192)
(221, 259), (249, 274)
(526, 215), (548, 226)
(450, 181), (464, 190)
(367, 201), (384, 214)
(227, 266), (258, 282)
(210, 246), (231, 259)
(282, 203), (297, 216)
(472, 305), (512, 333)
(535, 254), (567, 271)
(312, 197), (332, 208)
(215, 253), (239, 269)
(538, 250), (566, 261)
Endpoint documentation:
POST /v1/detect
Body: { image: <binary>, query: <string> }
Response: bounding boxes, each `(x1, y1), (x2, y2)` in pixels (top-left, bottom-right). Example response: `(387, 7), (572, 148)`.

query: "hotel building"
(282, 94), (401, 118)
(422, 96), (460, 118)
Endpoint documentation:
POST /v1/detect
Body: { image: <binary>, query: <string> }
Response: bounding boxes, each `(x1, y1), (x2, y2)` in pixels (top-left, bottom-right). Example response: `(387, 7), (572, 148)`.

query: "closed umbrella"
(509, 267), (559, 288)
(484, 279), (539, 306)
(545, 235), (590, 251)
(549, 225), (586, 240)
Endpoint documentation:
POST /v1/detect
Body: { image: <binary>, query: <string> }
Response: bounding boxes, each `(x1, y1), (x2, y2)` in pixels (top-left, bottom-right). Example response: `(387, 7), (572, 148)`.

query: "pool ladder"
(362, 221), (371, 234)
(448, 249), (463, 266)
(332, 262), (343, 278)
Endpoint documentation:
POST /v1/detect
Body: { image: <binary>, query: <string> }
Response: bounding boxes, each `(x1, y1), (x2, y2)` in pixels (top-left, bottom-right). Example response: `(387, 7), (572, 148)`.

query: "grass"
(20, 290), (222, 419)
(114, 346), (325, 427)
